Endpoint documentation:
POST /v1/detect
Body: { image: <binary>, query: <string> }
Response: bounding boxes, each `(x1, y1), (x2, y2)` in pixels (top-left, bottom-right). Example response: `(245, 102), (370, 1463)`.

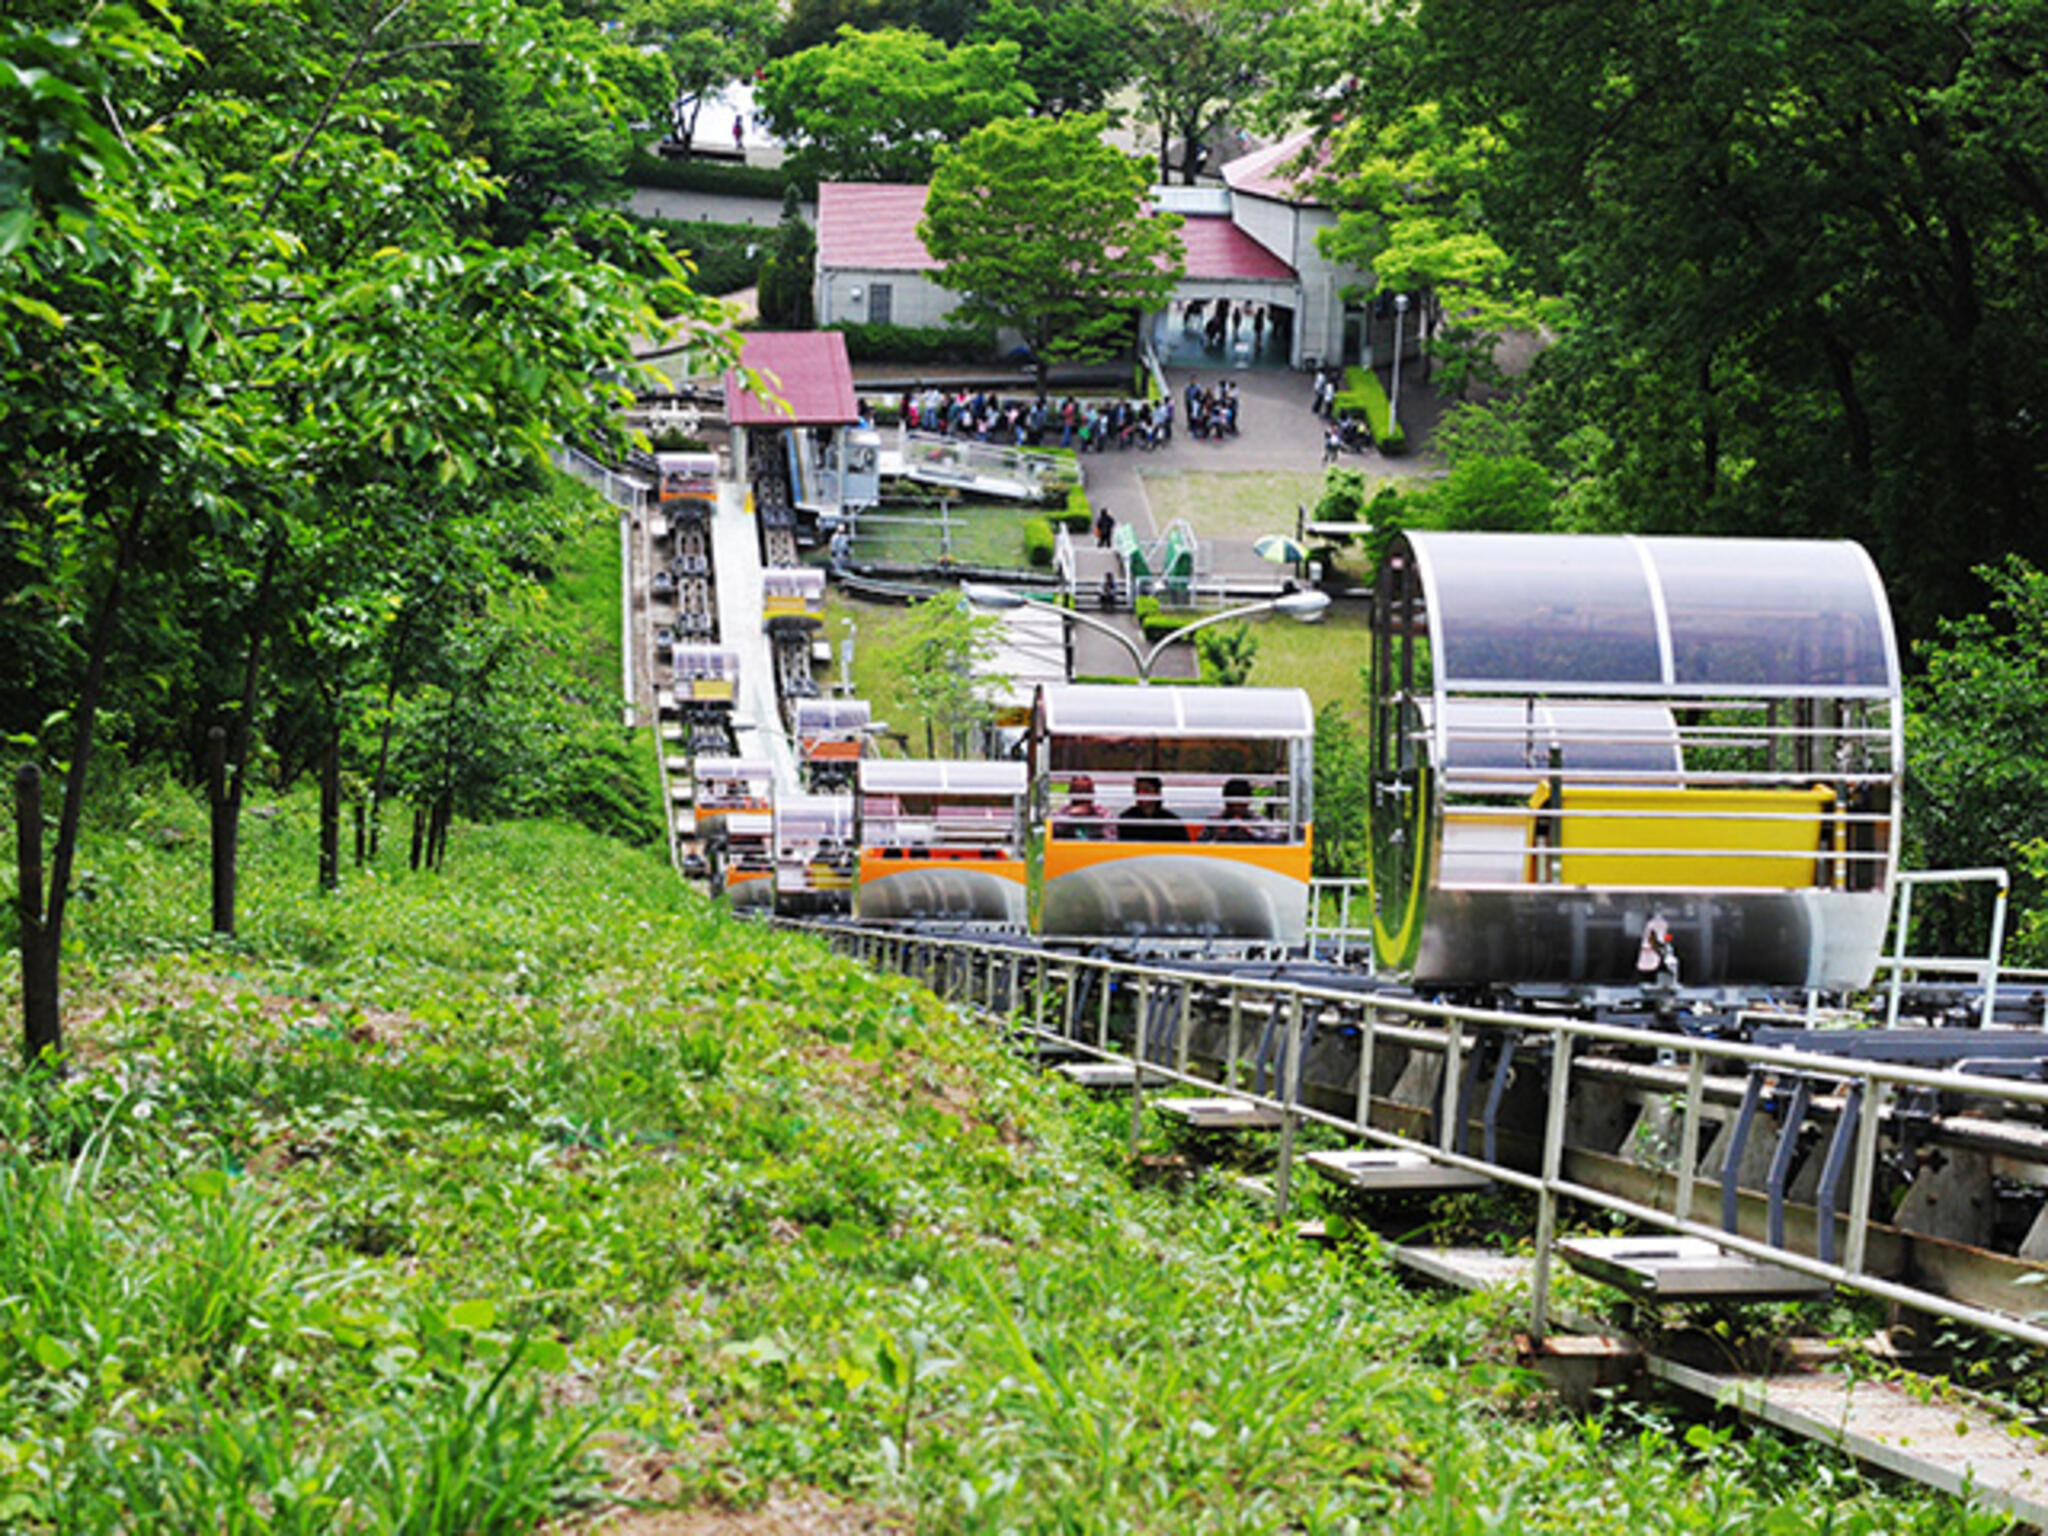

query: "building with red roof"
(811, 130), (1376, 374)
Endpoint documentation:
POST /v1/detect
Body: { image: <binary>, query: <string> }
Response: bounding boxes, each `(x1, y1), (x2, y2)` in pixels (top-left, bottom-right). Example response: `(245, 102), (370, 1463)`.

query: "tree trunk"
(209, 726), (235, 934)
(15, 765), (59, 1066)
(319, 731), (341, 892)
(212, 541), (280, 935)
(40, 488), (158, 1056)
(409, 803), (426, 871)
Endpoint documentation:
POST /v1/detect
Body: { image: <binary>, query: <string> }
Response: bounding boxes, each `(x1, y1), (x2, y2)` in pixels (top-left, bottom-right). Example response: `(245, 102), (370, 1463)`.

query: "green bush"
(1335, 366), (1410, 455)
(628, 215), (762, 296)
(1023, 516), (1056, 567)
(1057, 486), (1094, 532)
(626, 149), (807, 200)
(829, 321), (1000, 365)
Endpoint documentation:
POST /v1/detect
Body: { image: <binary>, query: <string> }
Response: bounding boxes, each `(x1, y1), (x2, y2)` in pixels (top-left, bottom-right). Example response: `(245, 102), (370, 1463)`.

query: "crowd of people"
(1053, 776), (1278, 843)
(876, 384), (1252, 453)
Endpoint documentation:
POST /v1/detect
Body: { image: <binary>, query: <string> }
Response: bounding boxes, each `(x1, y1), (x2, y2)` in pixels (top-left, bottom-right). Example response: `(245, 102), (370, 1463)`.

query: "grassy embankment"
(0, 806), (2011, 1534)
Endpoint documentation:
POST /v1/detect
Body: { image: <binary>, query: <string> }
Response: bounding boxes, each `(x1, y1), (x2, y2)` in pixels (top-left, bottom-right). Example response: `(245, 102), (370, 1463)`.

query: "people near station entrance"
(1099, 570), (1120, 611)
(1055, 775), (1107, 840)
(1208, 777), (1272, 843)
(1324, 424), (1343, 465)
(1119, 775), (1189, 843)
(1095, 506), (1116, 547)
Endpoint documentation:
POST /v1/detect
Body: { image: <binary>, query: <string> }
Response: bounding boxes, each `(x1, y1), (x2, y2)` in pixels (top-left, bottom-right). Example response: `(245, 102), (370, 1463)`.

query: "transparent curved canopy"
(795, 699), (872, 731)
(1037, 685), (1315, 740)
(1405, 532), (1899, 696)
(860, 760), (1027, 796)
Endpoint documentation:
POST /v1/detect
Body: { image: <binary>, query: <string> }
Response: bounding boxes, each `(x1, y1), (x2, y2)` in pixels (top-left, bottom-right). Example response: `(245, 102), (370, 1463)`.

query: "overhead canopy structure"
(724, 332), (860, 429)
(1037, 684), (1314, 741)
(860, 760), (1028, 796)
(1403, 532), (1898, 697)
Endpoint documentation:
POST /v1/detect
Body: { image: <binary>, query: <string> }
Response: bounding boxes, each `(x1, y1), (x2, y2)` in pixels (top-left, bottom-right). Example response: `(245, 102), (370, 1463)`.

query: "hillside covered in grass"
(0, 797), (2013, 1534)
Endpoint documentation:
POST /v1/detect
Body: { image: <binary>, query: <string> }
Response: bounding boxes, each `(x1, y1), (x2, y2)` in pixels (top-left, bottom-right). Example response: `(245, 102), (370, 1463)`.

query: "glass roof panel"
(795, 699), (872, 729)
(861, 760), (1028, 795)
(1411, 533), (1663, 686)
(1649, 539), (1896, 690)
(1038, 685), (1313, 738)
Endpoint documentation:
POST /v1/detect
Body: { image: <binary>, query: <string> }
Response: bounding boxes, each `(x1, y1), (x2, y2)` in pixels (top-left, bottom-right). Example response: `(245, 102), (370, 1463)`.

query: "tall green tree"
(629, 0), (778, 156)
(1404, 0), (2048, 640)
(879, 594), (1007, 757)
(919, 114), (1184, 395)
(2, 0), (730, 1054)
(968, 0), (1135, 117)
(758, 26), (1035, 184)
(1129, 0), (1276, 183)
(1907, 557), (2048, 959)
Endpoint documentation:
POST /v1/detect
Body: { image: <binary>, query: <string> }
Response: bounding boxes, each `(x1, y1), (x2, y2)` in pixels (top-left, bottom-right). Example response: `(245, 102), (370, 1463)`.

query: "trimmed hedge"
(1059, 486), (1094, 532)
(828, 321), (1001, 365)
(630, 216), (763, 297)
(1334, 366), (1408, 455)
(626, 149), (809, 200)
(1023, 516), (1056, 567)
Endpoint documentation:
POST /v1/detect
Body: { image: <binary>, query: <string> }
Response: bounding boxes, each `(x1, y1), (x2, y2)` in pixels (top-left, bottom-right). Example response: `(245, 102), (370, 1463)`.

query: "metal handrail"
(779, 919), (2048, 1356)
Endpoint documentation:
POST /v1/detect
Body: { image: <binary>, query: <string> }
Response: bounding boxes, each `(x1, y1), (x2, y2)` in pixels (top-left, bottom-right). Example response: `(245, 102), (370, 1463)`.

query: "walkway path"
(1080, 365), (1443, 544)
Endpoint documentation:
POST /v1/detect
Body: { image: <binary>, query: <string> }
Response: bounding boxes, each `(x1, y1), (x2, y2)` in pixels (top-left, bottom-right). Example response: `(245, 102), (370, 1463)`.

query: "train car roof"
(774, 794), (855, 830)
(1398, 531), (1899, 698)
(1035, 684), (1314, 739)
(859, 759), (1028, 795)
(794, 698), (872, 729)
(672, 645), (739, 675)
(694, 757), (775, 780)
(763, 568), (827, 595)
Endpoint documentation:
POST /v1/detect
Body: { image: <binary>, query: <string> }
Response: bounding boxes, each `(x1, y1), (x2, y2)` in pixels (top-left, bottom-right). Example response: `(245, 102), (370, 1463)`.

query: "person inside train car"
(1055, 775), (1109, 839)
(1207, 777), (1271, 842)
(1118, 775), (1189, 842)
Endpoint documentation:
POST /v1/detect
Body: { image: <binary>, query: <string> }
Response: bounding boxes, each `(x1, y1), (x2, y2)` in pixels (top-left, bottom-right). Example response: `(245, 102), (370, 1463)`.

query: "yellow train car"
(1030, 685), (1316, 948)
(855, 760), (1029, 927)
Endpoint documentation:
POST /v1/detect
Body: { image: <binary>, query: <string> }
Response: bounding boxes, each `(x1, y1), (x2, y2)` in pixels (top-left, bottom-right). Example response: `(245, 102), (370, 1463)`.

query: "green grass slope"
(0, 796), (2009, 1534)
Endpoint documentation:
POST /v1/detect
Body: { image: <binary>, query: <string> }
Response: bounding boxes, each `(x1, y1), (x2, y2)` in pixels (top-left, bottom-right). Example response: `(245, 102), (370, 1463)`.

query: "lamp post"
(839, 617), (856, 696)
(1389, 292), (1410, 437)
(963, 584), (1330, 684)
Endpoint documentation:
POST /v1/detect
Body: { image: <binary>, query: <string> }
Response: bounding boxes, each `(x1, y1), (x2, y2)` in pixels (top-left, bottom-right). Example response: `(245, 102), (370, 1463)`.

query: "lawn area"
(849, 499), (1037, 570)
(1244, 596), (1373, 715)
(822, 590), (926, 750)
(1139, 466), (1399, 542)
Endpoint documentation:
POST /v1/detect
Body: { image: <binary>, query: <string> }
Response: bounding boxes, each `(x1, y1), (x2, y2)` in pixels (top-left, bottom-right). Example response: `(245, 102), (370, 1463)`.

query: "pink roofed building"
(811, 130), (1378, 374)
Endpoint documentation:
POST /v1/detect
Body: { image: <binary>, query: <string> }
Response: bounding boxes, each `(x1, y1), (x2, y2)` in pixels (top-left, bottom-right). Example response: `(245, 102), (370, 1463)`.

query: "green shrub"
(1056, 486), (1094, 532)
(1336, 366), (1408, 455)
(829, 321), (1000, 365)
(626, 149), (806, 200)
(1023, 516), (1056, 567)
(630, 215), (762, 297)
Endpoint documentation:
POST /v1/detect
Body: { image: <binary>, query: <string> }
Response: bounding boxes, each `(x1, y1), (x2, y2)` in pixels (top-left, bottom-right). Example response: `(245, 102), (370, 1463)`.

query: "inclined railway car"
(773, 793), (856, 915)
(1029, 684), (1316, 947)
(855, 760), (1030, 926)
(794, 697), (872, 791)
(1367, 530), (1902, 993)
(671, 645), (739, 718)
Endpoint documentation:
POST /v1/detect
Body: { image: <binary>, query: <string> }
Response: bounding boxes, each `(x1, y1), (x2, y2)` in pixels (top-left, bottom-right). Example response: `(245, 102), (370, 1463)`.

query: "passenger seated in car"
(1118, 775), (1189, 843)
(1208, 777), (1269, 842)
(1054, 775), (1108, 839)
